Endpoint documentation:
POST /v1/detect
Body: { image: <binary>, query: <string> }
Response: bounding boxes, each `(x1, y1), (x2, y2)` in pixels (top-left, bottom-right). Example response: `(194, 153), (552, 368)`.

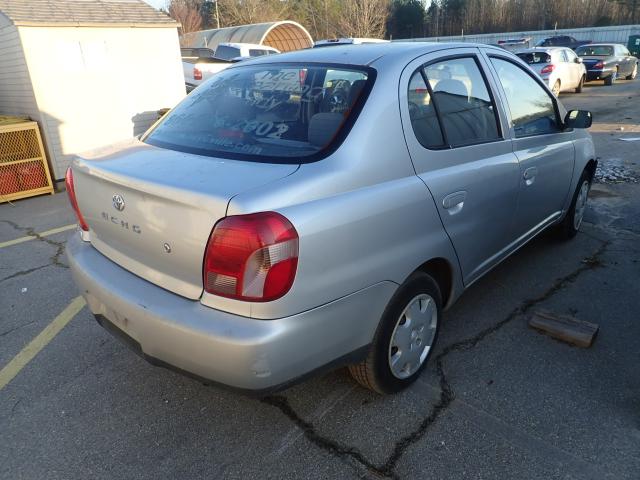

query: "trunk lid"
(73, 139), (298, 299)
(580, 56), (606, 69)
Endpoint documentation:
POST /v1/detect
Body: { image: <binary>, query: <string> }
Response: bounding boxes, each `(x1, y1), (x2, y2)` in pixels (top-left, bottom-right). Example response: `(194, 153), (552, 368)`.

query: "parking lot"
(1, 78), (639, 479)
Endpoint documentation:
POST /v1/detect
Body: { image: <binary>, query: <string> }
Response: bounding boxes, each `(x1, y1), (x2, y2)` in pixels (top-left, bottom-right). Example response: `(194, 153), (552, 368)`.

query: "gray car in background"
(66, 43), (596, 395)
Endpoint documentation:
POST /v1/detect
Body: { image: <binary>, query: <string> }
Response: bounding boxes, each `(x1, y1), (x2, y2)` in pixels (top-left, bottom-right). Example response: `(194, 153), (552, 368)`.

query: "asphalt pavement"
(1, 78), (639, 479)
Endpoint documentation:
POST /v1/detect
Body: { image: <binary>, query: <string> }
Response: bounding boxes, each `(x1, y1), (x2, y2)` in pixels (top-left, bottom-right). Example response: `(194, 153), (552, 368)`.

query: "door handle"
(442, 191), (467, 214)
(523, 167), (538, 186)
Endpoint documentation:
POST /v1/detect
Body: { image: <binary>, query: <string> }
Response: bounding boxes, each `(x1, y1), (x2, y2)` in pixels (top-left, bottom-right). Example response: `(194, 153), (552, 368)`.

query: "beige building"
(0, 0), (186, 181)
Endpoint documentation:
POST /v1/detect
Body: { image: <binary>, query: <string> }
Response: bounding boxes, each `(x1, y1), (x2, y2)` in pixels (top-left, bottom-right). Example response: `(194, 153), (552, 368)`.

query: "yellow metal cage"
(0, 116), (54, 203)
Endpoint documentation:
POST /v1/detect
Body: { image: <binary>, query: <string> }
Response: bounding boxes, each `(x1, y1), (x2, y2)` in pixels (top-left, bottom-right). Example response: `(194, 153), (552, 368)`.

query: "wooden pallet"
(0, 118), (54, 203)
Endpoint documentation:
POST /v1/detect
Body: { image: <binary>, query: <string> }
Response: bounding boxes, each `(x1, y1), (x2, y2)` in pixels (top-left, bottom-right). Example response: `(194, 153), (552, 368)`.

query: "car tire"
(556, 170), (591, 240)
(604, 68), (617, 85)
(551, 80), (561, 97)
(626, 63), (638, 80)
(575, 75), (585, 93)
(348, 272), (442, 394)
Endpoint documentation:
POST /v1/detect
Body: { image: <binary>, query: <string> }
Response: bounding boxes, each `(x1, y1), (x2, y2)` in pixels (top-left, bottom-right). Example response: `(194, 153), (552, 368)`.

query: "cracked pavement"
(1, 80), (639, 479)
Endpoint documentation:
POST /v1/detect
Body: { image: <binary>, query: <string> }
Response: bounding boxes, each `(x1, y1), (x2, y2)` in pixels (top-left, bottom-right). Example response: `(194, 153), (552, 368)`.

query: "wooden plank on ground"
(529, 310), (599, 348)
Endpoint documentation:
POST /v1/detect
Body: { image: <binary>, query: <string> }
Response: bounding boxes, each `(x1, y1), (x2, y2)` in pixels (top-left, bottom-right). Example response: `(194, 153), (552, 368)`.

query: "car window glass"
(249, 49), (268, 57)
(215, 45), (241, 60)
(407, 70), (445, 148)
(517, 52), (551, 64)
(559, 50), (569, 62)
(145, 64), (370, 161)
(565, 50), (577, 61)
(420, 57), (500, 147)
(489, 57), (559, 138)
(576, 45), (614, 56)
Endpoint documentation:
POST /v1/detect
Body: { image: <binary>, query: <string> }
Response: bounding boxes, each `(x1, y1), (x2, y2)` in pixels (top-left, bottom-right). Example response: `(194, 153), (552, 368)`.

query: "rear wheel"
(626, 63), (638, 80)
(575, 75), (585, 93)
(604, 68), (618, 85)
(551, 80), (561, 97)
(348, 272), (441, 394)
(557, 170), (591, 240)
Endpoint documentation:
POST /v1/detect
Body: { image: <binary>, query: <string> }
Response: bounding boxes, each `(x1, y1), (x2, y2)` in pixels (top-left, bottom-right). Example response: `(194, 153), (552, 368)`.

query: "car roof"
(579, 43), (619, 47)
(234, 41), (496, 68)
(219, 42), (278, 51)
(517, 47), (568, 53)
(315, 38), (389, 45)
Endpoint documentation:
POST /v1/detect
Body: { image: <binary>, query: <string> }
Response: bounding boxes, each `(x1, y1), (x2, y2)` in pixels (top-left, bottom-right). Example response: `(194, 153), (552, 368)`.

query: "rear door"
(484, 52), (575, 238)
(564, 48), (583, 86)
(617, 46), (633, 76)
(400, 48), (521, 285)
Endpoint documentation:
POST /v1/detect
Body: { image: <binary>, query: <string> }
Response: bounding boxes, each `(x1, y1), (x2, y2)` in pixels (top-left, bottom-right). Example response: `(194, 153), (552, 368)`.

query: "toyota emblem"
(112, 194), (125, 211)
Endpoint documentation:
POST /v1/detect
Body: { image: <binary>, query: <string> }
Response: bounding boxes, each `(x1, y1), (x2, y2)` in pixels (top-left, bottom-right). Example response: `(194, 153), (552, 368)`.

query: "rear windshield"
(576, 45), (613, 56)
(144, 63), (372, 163)
(516, 52), (551, 64)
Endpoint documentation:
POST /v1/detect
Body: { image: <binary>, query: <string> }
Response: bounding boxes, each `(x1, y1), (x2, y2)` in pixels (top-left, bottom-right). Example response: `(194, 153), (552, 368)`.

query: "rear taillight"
(203, 212), (298, 302)
(540, 64), (555, 74)
(64, 168), (89, 231)
(594, 61), (604, 69)
(193, 67), (202, 80)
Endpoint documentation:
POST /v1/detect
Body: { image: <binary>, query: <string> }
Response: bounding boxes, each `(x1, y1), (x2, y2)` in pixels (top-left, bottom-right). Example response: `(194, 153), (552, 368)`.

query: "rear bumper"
(586, 69), (613, 81)
(67, 234), (395, 392)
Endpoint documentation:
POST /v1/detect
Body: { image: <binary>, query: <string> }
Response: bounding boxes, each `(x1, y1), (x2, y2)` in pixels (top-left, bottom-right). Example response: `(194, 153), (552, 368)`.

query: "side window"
(407, 70), (445, 148)
(566, 49), (577, 62)
(408, 56), (501, 149)
(559, 50), (569, 62)
(490, 57), (560, 138)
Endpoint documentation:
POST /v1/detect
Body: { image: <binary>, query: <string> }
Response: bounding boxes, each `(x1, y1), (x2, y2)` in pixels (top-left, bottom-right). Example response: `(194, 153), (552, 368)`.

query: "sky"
(143, 0), (166, 10)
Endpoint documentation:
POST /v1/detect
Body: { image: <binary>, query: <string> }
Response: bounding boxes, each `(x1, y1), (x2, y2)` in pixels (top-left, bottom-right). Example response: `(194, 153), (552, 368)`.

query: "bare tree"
(217, 0), (291, 26)
(168, 0), (203, 33)
(336, 0), (391, 38)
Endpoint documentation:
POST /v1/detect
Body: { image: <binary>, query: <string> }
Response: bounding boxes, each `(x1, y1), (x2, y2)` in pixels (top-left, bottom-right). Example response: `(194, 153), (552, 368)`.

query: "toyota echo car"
(67, 43), (595, 394)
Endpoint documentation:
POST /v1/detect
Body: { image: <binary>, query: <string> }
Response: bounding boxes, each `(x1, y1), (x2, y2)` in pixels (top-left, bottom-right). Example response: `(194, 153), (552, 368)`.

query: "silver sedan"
(66, 42), (596, 394)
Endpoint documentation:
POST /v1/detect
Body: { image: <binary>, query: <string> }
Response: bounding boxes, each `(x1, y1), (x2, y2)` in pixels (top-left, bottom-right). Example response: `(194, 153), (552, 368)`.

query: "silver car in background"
(516, 47), (587, 96)
(66, 43), (596, 395)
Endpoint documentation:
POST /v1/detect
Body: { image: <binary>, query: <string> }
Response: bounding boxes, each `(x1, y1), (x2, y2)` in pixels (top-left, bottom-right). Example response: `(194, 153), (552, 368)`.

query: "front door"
(485, 53), (575, 238)
(400, 48), (521, 285)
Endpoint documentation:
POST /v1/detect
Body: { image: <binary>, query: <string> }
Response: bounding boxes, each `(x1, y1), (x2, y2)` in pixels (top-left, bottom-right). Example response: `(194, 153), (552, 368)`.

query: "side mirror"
(575, 57), (583, 64)
(565, 110), (592, 129)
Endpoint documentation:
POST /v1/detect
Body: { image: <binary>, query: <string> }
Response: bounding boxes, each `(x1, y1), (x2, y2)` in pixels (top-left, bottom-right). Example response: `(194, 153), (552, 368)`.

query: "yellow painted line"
(0, 296), (86, 390)
(0, 224), (76, 249)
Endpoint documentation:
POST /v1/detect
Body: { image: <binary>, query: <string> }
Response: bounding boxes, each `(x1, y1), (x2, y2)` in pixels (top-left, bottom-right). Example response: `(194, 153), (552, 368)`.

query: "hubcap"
(388, 293), (438, 379)
(573, 180), (590, 230)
